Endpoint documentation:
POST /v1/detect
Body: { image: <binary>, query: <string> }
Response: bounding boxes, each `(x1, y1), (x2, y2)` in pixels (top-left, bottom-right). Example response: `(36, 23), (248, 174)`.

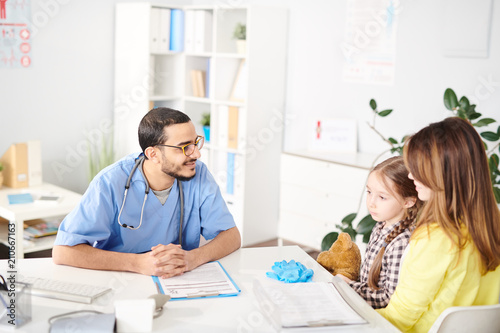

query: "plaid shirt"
(348, 220), (412, 309)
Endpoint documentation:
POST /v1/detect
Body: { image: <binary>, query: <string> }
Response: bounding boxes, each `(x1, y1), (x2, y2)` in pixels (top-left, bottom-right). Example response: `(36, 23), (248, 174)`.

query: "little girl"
(337, 156), (422, 309)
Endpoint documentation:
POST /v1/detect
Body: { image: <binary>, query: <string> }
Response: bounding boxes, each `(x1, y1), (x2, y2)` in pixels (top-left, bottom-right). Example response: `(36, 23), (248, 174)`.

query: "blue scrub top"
(55, 153), (236, 253)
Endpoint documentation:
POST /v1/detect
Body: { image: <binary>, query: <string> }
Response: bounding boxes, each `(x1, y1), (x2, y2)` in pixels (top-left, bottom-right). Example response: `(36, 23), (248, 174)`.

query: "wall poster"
(0, 0), (32, 68)
(341, 0), (398, 85)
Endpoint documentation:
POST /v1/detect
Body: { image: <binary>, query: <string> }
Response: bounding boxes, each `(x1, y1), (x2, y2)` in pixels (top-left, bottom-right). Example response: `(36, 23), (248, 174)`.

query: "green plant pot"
(203, 126), (211, 142)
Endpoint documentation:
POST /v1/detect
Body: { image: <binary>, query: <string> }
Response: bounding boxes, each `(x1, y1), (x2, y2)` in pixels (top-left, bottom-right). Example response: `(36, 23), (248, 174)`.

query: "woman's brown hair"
(367, 156), (422, 290)
(403, 117), (500, 273)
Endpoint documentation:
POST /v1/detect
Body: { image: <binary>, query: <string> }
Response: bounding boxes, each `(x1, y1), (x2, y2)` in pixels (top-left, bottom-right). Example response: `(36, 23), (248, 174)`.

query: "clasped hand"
(142, 244), (189, 279)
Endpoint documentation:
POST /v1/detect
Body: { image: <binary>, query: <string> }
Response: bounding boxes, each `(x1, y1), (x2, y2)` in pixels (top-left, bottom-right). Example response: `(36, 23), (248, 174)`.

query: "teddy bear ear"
(338, 233), (353, 250)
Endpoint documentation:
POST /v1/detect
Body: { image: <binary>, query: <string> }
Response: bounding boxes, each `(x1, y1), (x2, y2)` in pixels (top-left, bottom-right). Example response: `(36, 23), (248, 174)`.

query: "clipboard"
(152, 261), (240, 300)
(253, 280), (367, 329)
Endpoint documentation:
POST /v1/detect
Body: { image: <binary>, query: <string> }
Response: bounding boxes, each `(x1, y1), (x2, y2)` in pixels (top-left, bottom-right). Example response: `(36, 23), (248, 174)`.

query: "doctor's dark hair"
(138, 107), (191, 152)
(367, 156), (422, 290)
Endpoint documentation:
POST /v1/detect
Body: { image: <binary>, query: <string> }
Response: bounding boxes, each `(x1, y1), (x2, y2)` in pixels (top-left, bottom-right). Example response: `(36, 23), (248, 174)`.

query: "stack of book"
(24, 219), (61, 240)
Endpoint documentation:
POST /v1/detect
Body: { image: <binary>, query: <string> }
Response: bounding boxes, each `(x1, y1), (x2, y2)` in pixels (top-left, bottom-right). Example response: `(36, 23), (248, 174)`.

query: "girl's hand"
(336, 273), (353, 283)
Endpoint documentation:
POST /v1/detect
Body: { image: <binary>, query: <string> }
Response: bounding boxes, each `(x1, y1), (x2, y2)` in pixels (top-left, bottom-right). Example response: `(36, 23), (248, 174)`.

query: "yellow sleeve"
(376, 226), (456, 332)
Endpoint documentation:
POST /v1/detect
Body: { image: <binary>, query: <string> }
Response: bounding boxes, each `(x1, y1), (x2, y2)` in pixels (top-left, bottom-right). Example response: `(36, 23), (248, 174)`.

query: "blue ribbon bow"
(266, 260), (314, 283)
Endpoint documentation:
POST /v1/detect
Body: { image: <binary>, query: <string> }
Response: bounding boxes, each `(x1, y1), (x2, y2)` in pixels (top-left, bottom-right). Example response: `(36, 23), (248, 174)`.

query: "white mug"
(114, 298), (155, 333)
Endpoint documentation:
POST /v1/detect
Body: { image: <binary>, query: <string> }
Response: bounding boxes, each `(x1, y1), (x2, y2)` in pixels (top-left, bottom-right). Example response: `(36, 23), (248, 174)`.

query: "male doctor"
(53, 108), (241, 278)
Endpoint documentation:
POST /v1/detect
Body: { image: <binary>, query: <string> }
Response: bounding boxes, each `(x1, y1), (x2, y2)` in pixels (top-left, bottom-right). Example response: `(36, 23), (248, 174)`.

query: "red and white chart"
(0, 0), (31, 68)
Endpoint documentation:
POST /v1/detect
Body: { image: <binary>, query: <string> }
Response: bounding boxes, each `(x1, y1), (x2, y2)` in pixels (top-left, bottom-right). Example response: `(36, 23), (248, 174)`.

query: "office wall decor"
(0, 0), (32, 68)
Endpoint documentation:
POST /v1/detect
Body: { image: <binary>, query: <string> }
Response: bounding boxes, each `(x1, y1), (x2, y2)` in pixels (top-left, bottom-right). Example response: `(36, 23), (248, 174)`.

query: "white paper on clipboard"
(152, 261), (240, 300)
(253, 280), (367, 329)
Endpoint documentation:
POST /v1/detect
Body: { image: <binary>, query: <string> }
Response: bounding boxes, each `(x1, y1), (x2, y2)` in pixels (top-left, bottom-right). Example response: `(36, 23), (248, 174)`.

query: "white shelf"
(149, 95), (182, 101)
(23, 235), (57, 254)
(184, 96), (211, 104)
(212, 100), (245, 107)
(184, 52), (213, 57)
(214, 53), (246, 59)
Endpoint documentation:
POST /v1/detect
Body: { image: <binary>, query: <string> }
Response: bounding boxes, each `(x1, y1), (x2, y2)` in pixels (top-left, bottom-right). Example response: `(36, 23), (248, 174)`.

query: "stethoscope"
(117, 154), (184, 248)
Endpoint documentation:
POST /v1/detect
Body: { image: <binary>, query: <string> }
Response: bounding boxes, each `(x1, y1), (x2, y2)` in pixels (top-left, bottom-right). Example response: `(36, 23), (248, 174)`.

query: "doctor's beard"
(161, 158), (197, 182)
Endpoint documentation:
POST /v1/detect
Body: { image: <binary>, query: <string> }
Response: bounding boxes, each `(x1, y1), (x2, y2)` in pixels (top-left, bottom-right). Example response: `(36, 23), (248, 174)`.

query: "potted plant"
(233, 23), (246, 54)
(201, 112), (211, 142)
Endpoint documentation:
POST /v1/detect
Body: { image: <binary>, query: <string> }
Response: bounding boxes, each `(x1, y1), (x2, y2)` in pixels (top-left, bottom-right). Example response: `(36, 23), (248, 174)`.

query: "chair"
(428, 304), (500, 333)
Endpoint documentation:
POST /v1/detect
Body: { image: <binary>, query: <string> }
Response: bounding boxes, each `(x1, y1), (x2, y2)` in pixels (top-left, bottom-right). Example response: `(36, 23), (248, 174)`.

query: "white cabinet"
(113, 3), (288, 246)
(279, 152), (374, 250)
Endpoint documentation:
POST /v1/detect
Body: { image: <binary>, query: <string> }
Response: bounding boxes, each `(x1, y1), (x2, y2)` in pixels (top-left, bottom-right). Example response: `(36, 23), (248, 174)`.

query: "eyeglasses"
(156, 136), (204, 156)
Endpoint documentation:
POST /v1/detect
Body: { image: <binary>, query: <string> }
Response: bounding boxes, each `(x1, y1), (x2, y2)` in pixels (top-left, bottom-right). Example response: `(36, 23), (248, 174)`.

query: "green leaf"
(493, 186), (500, 204)
(378, 109), (393, 117)
(321, 232), (339, 251)
(343, 226), (357, 240)
(489, 154), (499, 172)
(459, 96), (470, 110)
(356, 214), (377, 235)
(341, 213), (357, 226)
(444, 88), (459, 110)
(474, 118), (496, 127)
(497, 125), (500, 135)
(481, 131), (500, 142)
(363, 233), (371, 244)
(457, 109), (467, 119)
(468, 112), (482, 120)
(388, 137), (398, 144)
(369, 99), (377, 111)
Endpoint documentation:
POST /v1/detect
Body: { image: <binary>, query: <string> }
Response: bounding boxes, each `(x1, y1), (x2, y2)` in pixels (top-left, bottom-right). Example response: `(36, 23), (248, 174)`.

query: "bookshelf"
(113, 3), (288, 246)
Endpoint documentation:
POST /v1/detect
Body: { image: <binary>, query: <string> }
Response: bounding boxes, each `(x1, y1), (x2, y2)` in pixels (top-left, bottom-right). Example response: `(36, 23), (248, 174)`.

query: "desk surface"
(0, 182), (82, 222)
(2, 246), (399, 332)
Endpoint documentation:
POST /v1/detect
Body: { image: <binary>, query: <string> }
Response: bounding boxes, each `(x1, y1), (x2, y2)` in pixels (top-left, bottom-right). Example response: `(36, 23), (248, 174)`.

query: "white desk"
(0, 183), (82, 259)
(1, 246), (399, 332)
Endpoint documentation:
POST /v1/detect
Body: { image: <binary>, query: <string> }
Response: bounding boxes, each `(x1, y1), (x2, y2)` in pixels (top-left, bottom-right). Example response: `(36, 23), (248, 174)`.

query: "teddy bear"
(316, 232), (361, 281)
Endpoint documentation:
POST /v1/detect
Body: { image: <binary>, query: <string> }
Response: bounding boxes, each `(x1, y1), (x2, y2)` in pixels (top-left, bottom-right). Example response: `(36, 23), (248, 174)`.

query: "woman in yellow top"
(377, 117), (500, 333)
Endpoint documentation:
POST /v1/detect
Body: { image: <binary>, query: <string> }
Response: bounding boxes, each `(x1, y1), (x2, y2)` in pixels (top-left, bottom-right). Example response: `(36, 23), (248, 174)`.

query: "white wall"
(1, 0), (499, 193)
(282, 0), (500, 155)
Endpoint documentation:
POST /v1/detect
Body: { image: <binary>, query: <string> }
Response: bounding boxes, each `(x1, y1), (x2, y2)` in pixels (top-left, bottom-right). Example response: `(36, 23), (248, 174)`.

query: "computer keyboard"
(18, 276), (112, 304)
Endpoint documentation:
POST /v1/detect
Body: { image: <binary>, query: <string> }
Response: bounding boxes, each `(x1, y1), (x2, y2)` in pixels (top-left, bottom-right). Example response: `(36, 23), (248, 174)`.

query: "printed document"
(153, 261), (239, 299)
(254, 280), (367, 328)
